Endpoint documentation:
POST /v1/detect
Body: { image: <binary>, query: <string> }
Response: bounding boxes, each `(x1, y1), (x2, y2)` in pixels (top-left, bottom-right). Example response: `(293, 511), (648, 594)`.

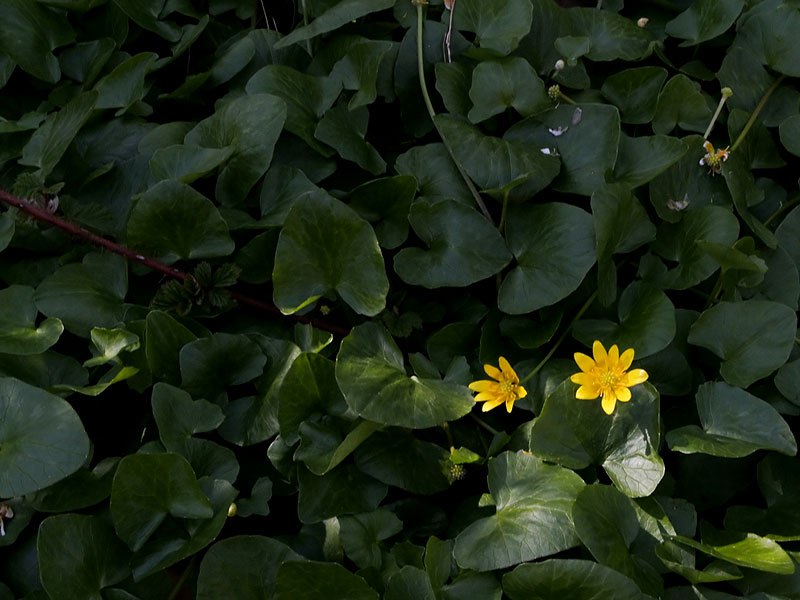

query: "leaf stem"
(415, 3), (494, 225)
(702, 88), (732, 140)
(498, 189), (510, 234)
(442, 420), (455, 451)
(764, 193), (800, 227)
(167, 556), (197, 600)
(521, 290), (597, 384)
(300, 0), (313, 56)
(731, 75), (785, 152)
(470, 413), (499, 435)
(0, 189), (350, 336)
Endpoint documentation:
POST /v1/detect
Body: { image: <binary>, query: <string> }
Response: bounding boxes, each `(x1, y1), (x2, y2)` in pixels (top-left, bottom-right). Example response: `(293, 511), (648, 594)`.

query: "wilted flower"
(469, 357), (527, 413)
(699, 140), (729, 175)
(570, 340), (648, 415)
(0, 503), (13, 536)
(637, 17), (649, 27)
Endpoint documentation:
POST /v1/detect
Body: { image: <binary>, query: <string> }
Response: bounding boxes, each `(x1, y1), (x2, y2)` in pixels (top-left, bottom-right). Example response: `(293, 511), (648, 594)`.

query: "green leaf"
(503, 559), (651, 600)
(259, 165), (326, 227)
(394, 143), (473, 204)
(655, 542), (743, 584)
(776, 359), (800, 406)
(273, 194), (389, 316)
(652, 75), (713, 135)
(315, 104), (386, 175)
(277, 353), (348, 446)
(467, 58), (550, 123)
(721, 151), (778, 249)
(779, 114), (800, 157)
(297, 463), (387, 524)
(425, 536), (452, 590)
(149, 144), (234, 183)
(613, 134), (688, 188)
(152, 382), (224, 450)
(93, 52), (157, 114)
(434, 114), (560, 200)
(435, 62), (473, 119)
(84, 326), (139, 367)
(180, 332), (266, 397)
(19, 91), (98, 177)
(385, 566), (436, 600)
(777, 205), (800, 270)
(28, 458), (118, 513)
(670, 523), (795, 575)
(354, 429), (452, 495)
(60, 38), (116, 85)
(505, 103), (621, 196)
(275, 561), (379, 600)
(394, 199), (511, 288)
(0, 212), (14, 253)
(667, 382), (796, 457)
(340, 509), (403, 569)
(0, 285), (63, 354)
(453, 451), (585, 571)
(452, 0), (533, 55)
(111, 0), (181, 42)
(573, 281), (676, 360)
(573, 485), (662, 596)
(235, 477), (272, 517)
(185, 93), (287, 206)
(498, 203), (595, 314)
(127, 180), (234, 264)
(34, 253), (127, 338)
(568, 8), (653, 61)
(330, 40), (395, 110)
(145, 310), (197, 385)
(197, 536), (304, 600)
(648, 206), (740, 289)
(274, 0), (394, 48)
(245, 65), (339, 155)
(348, 175), (416, 250)
(296, 418), (382, 476)
(38, 514), (130, 600)
(665, 0), (745, 46)
(110, 453), (213, 552)
(600, 67), (667, 125)
(591, 183), (656, 304)
(335, 323), (474, 429)
(0, 377), (90, 496)
(442, 571), (502, 600)
(0, 0), (74, 83)
(530, 381), (665, 497)
(736, 0), (800, 77)
(687, 300), (797, 387)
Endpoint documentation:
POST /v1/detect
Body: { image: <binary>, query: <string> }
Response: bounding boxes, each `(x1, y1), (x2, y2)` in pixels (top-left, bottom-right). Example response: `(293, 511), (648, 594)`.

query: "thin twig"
(0, 189), (350, 336)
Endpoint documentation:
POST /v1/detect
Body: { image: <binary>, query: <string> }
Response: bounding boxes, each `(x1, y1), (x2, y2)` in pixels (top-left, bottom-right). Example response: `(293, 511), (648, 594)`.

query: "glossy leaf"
(127, 180), (235, 264)
(499, 203), (595, 314)
(735, 1), (800, 77)
(0, 377), (90, 497)
(394, 143), (473, 203)
(652, 75), (712, 135)
(394, 199), (511, 288)
(600, 67), (667, 124)
(151, 382), (224, 450)
(467, 58), (549, 123)
(335, 323), (474, 429)
(273, 194), (389, 316)
(453, 451), (585, 571)
(93, 52), (157, 113)
(149, 144), (233, 183)
(297, 463), (387, 524)
(340, 509), (403, 569)
(275, 0), (395, 49)
(348, 175), (416, 249)
(180, 332), (267, 397)
(779, 114), (800, 157)
(613, 134), (688, 188)
(275, 561), (379, 600)
(530, 381), (665, 497)
(315, 104), (386, 175)
(0, 285), (63, 355)
(452, 0), (533, 56)
(665, 0), (745, 46)
(667, 382), (797, 457)
(145, 310), (197, 385)
(688, 300), (797, 387)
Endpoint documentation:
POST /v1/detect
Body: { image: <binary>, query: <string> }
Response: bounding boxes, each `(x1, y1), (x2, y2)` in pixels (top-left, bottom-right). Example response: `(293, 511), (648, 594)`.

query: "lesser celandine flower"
(570, 340), (648, 415)
(699, 140), (730, 175)
(469, 357), (527, 413)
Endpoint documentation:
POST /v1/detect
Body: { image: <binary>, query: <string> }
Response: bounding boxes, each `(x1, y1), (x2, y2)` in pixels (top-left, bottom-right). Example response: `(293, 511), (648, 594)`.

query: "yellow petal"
(625, 368), (649, 386)
(481, 398), (504, 412)
(469, 380), (497, 392)
(474, 392), (498, 403)
(516, 385), (528, 399)
(619, 348), (635, 371)
(483, 363), (502, 381)
(592, 340), (608, 366)
(607, 344), (619, 366)
(498, 356), (518, 383)
(574, 352), (595, 373)
(570, 372), (595, 385)
(601, 394), (616, 415)
(576, 383), (600, 399)
(614, 385), (631, 402)
(505, 397), (515, 412)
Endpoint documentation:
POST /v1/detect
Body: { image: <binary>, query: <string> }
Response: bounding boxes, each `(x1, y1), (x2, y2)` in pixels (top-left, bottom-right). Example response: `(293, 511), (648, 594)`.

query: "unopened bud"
(554, 59), (565, 71)
(637, 17), (649, 27)
(227, 503), (237, 517)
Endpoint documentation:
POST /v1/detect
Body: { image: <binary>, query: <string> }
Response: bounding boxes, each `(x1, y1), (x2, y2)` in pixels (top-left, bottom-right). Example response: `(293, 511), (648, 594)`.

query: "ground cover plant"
(0, 0), (799, 598)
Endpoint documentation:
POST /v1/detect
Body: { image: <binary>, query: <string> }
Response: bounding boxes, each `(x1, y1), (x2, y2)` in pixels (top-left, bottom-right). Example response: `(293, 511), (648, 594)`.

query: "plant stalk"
(731, 75), (785, 152)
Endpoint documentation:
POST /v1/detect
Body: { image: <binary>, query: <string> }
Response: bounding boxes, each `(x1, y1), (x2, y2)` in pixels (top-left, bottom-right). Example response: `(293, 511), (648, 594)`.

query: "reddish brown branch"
(0, 189), (350, 337)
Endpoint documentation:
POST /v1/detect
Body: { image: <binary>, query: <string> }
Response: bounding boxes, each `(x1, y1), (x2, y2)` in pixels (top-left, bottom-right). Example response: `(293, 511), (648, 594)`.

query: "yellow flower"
(468, 357), (527, 413)
(699, 140), (729, 175)
(570, 340), (649, 415)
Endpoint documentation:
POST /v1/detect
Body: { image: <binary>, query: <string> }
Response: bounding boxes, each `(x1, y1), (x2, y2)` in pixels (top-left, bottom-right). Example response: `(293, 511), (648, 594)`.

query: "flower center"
(598, 369), (618, 389)
(499, 379), (515, 394)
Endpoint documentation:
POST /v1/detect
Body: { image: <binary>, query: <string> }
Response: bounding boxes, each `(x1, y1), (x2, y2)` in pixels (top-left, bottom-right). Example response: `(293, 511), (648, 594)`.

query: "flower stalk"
(731, 75), (785, 152)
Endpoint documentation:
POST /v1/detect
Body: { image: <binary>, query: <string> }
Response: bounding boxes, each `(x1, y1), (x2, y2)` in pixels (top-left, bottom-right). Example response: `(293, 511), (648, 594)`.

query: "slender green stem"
(703, 95), (729, 140)
(765, 193), (800, 227)
(521, 291), (598, 384)
(498, 189), (510, 234)
(442, 420), (455, 451)
(731, 75), (785, 152)
(415, 4), (493, 224)
(557, 90), (576, 105)
(471, 413), (499, 436)
(167, 556), (197, 600)
(300, 0), (312, 56)
(704, 273), (724, 309)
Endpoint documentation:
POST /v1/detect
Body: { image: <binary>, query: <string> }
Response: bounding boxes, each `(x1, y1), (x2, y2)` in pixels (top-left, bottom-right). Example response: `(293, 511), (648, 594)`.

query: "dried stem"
(0, 189), (350, 337)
